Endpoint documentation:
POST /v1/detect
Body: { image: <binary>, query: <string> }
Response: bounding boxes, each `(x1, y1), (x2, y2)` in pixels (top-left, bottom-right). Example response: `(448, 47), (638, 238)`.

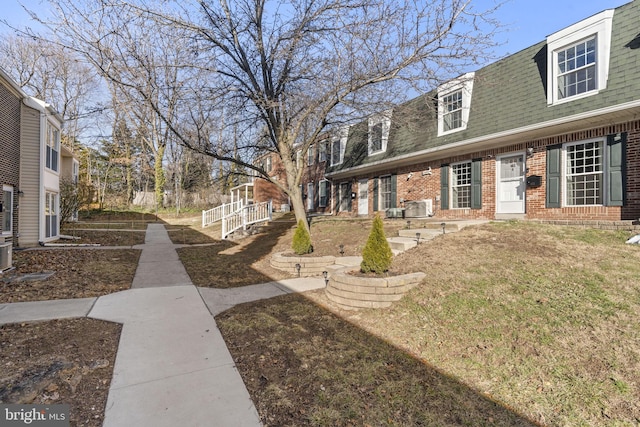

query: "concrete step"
(387, 236), (418, 252)
(397, 228), (443, 238)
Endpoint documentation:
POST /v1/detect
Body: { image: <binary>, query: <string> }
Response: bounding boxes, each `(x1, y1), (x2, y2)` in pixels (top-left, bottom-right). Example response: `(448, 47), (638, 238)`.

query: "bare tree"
(0, 34), (102, 150)
(31, 0), (502, 232)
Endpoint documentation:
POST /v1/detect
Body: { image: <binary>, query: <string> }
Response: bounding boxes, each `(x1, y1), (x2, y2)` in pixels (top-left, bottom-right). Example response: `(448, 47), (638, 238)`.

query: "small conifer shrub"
(360, 214), (393, 274)
(292, 220), (313, 255)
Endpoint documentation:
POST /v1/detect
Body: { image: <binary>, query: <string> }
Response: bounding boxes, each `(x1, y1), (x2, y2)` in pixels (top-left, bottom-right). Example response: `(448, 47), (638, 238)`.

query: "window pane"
(557, 36), (598, 100)
(442, 90), (463, 132)
(451, 162), (471, 208)
(370, 123), (383, 152)
(565, 141), (603, 206)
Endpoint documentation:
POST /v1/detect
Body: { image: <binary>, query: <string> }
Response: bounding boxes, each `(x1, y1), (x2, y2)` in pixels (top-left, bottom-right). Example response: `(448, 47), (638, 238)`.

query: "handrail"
(202, 200), (243, 228)
(221, 200), (272, 239)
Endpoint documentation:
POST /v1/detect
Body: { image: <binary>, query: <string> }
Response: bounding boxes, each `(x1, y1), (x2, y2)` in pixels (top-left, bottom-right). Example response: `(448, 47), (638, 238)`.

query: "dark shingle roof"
(329, 0), (639, 175)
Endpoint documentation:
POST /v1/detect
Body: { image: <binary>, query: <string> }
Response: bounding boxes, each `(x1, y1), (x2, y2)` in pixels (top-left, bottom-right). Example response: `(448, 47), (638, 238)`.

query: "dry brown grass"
(216, 221), (640, 426)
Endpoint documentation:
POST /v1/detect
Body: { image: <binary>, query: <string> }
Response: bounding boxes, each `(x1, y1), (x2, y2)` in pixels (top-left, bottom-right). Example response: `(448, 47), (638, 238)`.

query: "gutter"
(326, 99), (640, 179)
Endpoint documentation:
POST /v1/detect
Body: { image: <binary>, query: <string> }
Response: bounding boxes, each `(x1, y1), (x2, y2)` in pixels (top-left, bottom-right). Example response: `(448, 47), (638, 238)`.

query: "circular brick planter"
(270, 252), (336, 277)
(325, 267), (426, 310)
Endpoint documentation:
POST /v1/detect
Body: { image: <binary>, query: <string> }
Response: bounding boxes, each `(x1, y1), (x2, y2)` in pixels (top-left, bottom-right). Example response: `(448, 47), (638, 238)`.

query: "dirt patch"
(0, 318), (121, 427)
(1, 249), (140, 303)
(58, 230), (145, 246)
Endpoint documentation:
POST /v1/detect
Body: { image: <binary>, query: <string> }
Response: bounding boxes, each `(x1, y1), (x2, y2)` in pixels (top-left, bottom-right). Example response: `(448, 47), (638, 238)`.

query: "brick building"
(322, 1), (640, 223)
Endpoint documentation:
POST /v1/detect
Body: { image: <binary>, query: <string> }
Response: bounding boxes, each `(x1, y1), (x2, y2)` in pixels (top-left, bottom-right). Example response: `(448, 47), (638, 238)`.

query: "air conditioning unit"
(385, 208), (404, 219)
(404, 199), (433, 218)
(0, 242), (12, 271)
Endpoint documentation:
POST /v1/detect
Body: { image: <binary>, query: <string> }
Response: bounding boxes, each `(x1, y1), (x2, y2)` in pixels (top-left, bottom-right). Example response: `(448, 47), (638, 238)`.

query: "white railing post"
(202, 210), (206, 228)
(221, 215), (227, 239)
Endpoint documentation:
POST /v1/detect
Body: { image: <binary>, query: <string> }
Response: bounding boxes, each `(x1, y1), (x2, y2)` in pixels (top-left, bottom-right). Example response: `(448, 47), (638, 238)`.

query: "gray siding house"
(0, 68), (70, 252)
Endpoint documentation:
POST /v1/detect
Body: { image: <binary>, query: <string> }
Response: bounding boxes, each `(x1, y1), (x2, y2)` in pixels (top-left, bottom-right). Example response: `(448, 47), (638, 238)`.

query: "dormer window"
(330, 127), (349, 166)
(442, 90), (463, 132)
(547, 9), (614, 105)
(368, 113), (391, 155)
(437, 72), (474, 136)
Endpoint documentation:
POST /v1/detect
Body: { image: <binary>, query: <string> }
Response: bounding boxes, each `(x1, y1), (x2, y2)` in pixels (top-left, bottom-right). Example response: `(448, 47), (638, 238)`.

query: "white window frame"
(307, 182), (314, 210)
(318, 179), (329, 207)
(265, 155), (272, 173)
(307, 144), (315, 166)
(450, 161), (472, 209)
(379, 175), (392, 210)
(318, 142), (327, 163)
(546, 9), (614, 105)
(330, 127), (348, 166)
(437, 72), (474, 136)
(562, 138), (605, 207)
(45, 191), (59, 239)
(368, 112), (391, 155)
(46, 122), (60, 172)
(2, 185), (13, 236)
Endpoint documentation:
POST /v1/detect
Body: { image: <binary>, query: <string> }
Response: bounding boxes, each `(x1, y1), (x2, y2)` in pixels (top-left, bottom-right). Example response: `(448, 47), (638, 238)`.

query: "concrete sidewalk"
(93, 223), (262, 427)
(0, 223), (326, 426)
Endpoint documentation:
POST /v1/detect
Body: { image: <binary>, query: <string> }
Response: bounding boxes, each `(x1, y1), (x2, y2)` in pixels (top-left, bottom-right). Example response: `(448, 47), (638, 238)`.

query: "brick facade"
(329, 120), (640, 223)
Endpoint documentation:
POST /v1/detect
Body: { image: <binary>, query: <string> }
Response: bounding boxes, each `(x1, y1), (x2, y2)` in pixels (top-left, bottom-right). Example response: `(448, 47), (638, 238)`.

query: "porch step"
(397, 228), (443, 238)
(387, 237), (419, 252)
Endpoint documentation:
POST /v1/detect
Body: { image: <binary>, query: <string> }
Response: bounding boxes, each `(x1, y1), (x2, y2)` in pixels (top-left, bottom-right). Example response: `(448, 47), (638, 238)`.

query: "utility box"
(526, 175), (542, 188)
(404, 199), (434, 218)
(0, 242), (12, 271)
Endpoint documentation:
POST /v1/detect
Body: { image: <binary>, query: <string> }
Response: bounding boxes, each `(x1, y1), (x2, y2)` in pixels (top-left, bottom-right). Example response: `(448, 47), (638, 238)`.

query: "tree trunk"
(155, 144), (166, 207)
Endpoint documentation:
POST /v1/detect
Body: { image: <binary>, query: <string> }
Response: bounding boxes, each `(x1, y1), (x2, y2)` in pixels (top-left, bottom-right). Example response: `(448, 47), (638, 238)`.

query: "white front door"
(497, 153), (526, 214)
(358, 179), (368, 215)
(307, 183), (314, 211)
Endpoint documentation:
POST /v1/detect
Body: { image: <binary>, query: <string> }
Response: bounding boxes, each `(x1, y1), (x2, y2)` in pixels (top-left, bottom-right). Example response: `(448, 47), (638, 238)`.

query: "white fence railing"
(202, 200), (244, 228)
(221, 200), (272, 239)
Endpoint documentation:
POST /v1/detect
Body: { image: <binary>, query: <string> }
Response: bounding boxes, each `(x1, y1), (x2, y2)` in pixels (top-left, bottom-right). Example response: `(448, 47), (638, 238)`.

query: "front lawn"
(217, 221), (640, 426)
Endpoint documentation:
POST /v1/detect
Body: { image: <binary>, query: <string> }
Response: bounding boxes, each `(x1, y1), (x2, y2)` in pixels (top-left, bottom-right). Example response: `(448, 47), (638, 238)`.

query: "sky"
(1, 0), (629, 59)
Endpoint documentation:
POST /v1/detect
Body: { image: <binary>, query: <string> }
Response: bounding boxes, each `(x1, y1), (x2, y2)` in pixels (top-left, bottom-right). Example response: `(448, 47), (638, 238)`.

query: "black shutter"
(546, 145), (562, 208)
(606, 133), (626, 206)
(373, 177), (379, 211)
(347, 183), (353, 212)
(440, 164), (449, 210)
(471, 159), (482, 209)
(390, 174), (397, 209)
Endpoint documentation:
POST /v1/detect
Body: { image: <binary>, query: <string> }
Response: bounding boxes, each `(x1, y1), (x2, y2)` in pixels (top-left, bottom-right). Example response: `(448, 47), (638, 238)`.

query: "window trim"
(378, 174), (393, 210)
(307, 145), (315, 166)
(45, 191), (59, 239)
(450, 161), (472, 209)
(318, 179), (329, 207)
(437, 72), (474, 136)
(2, 185), (13, 236)
(368, 112), (391, 156)
(546, 9), (614, 105)
(318, 142), (327, 163)
(330, 127), (349, 166)
(45, 122), (60, 172)
(562, 138), (606, 207)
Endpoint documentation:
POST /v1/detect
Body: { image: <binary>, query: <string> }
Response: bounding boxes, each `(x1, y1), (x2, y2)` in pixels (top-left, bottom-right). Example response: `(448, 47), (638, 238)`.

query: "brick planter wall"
(325, 267), (426, 310)
(270, 252), (336, 277)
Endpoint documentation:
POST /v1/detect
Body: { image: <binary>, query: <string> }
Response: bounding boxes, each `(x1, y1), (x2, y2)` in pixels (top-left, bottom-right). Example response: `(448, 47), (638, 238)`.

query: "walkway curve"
(1, 223), (327, 427)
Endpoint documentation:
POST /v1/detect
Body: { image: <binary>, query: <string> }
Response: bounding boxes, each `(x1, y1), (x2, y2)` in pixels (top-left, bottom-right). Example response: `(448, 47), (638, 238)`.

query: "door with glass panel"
(358, 179), (368, 215)
(497, 153), (526, 213)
